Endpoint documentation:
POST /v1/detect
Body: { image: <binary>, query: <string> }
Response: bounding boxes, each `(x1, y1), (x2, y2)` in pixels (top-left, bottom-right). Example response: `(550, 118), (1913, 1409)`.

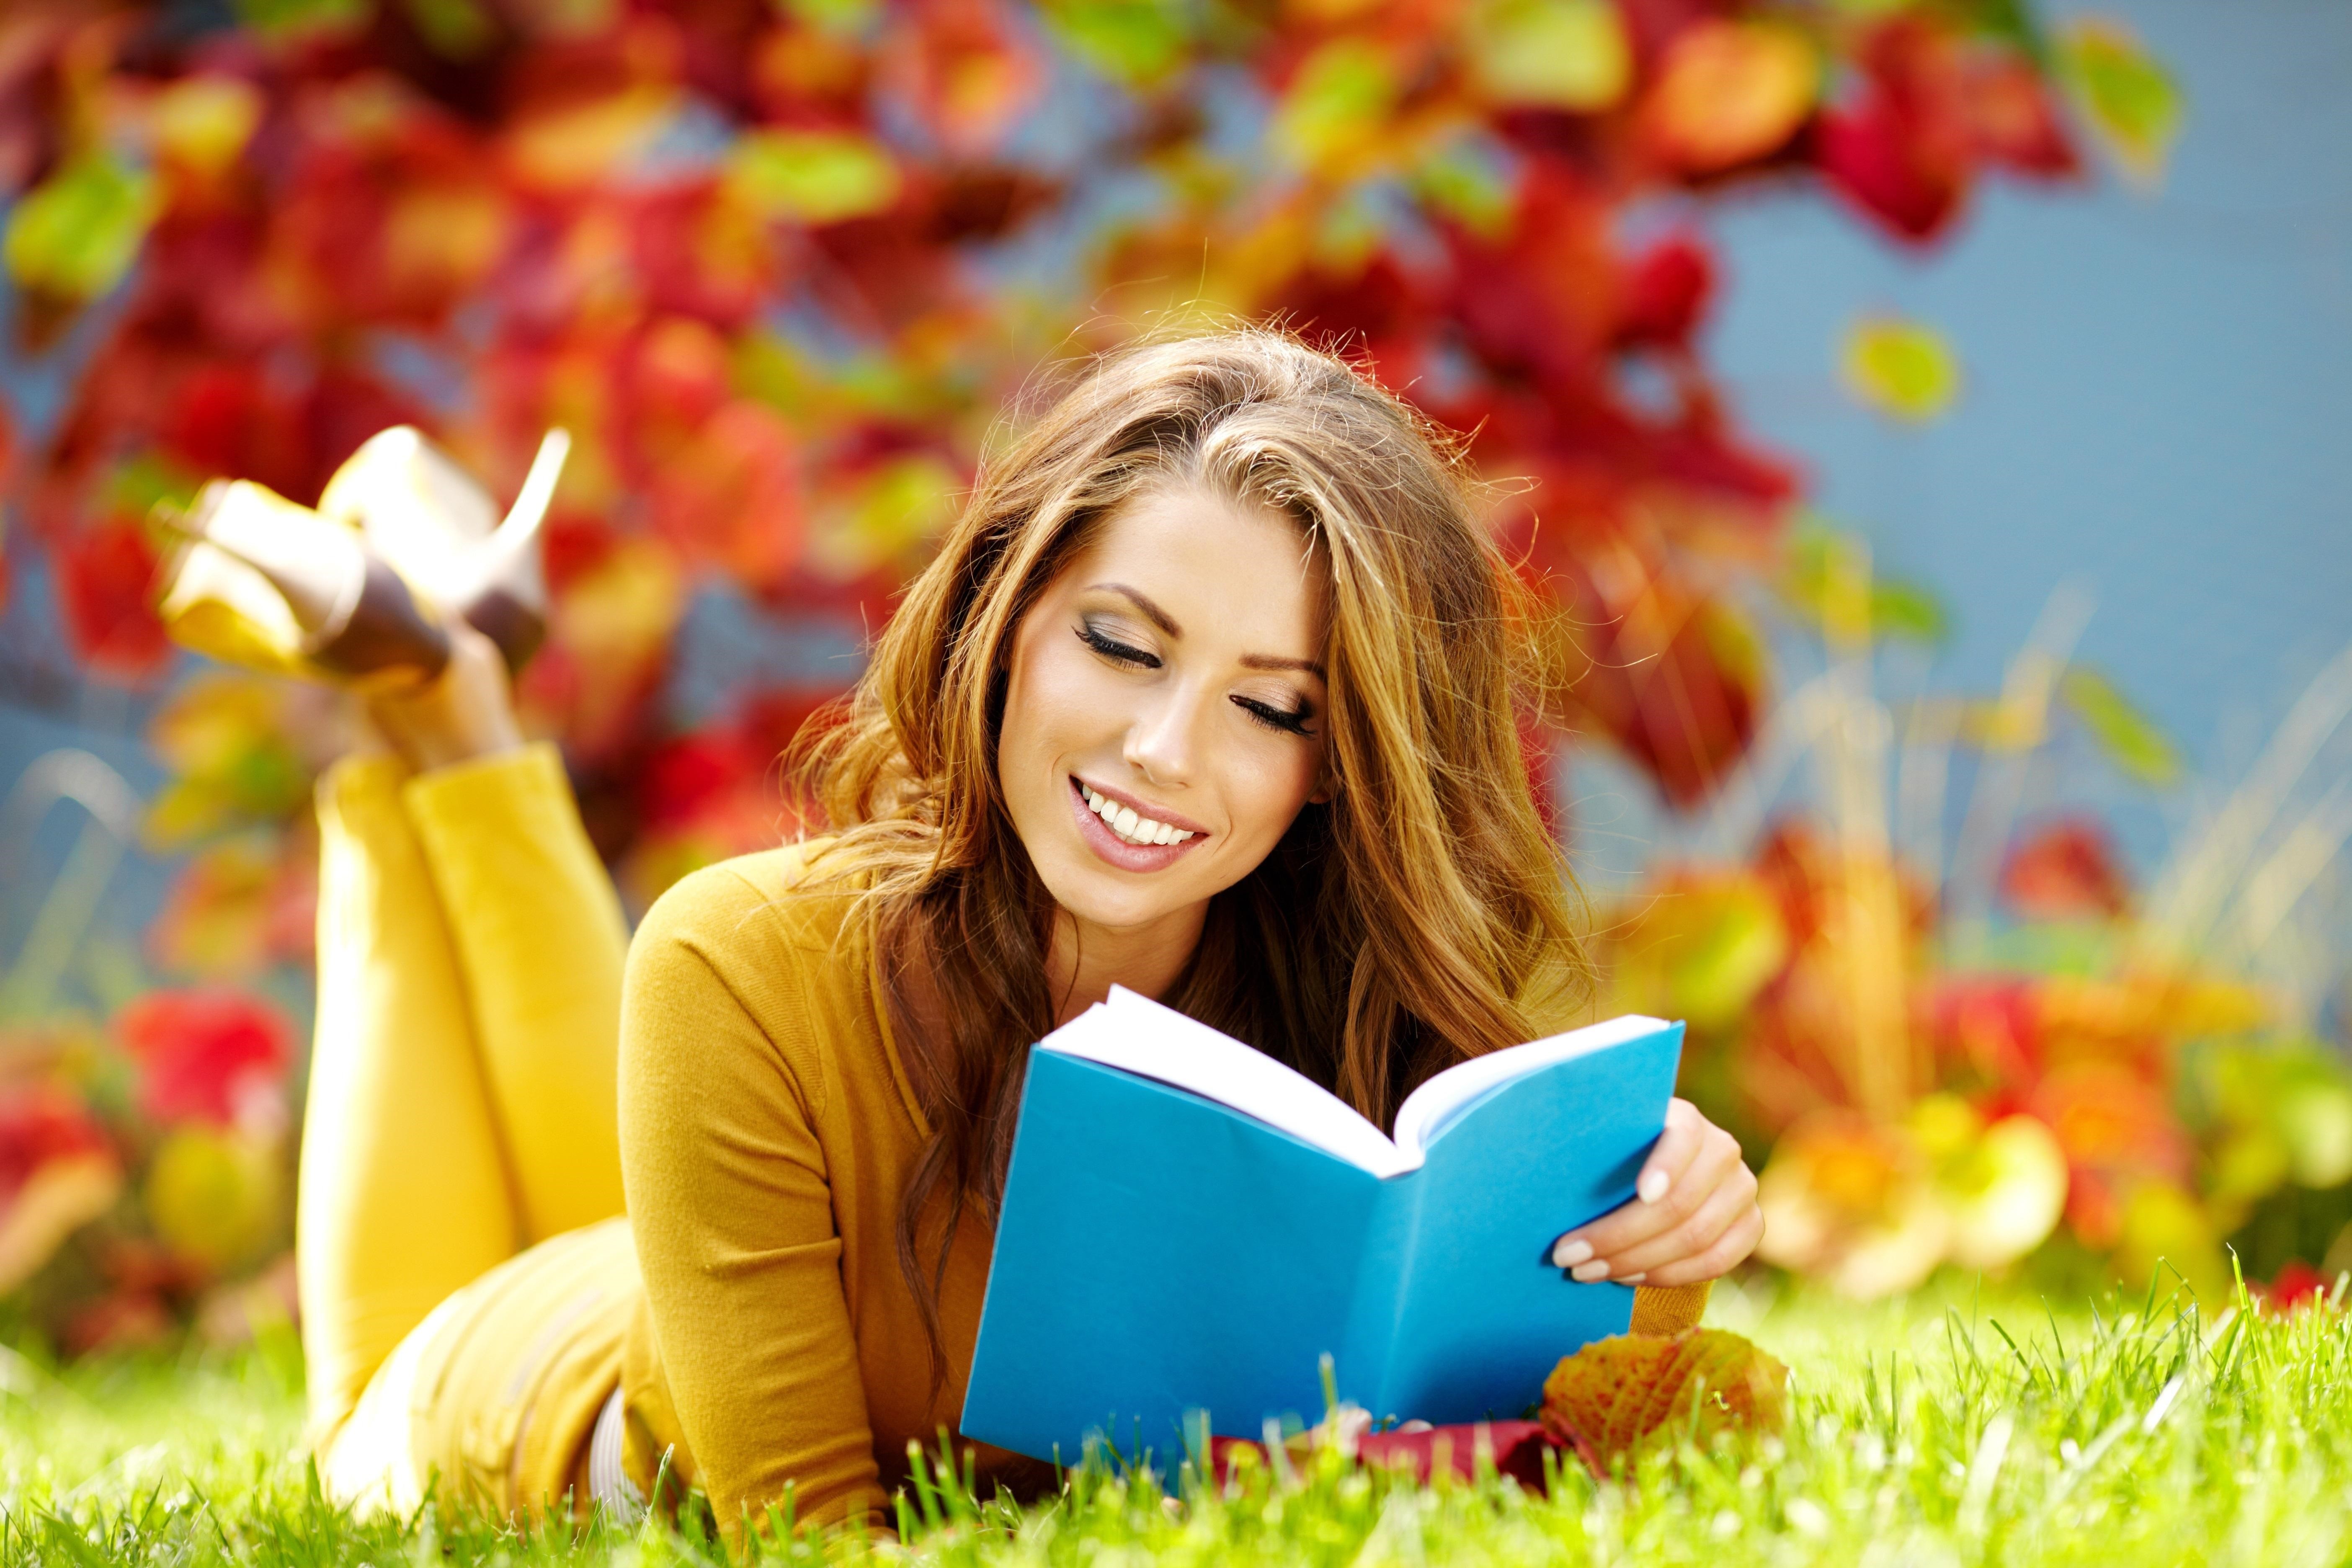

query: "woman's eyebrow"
(1092, 583), (1181, 636)
(1091, 582), (1326, 681)
(1240, 653), (1327, 681)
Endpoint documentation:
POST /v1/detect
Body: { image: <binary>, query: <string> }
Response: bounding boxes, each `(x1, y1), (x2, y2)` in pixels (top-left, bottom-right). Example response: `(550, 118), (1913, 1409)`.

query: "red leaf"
(55, 519), (171, 683)
(0, 1086), (113, 1205)
(114, 989), (292, 1129)
(2259, 1261), (2331, 1313)
(649, 400), (807, 591)
(1357, 1421), (1557, 1490)
(2001, 817), (2130, 921)
(1817, 97), (1968, 244)
(1965, 53), (2079, 177)
(1814, 18), (1979, 245)
(1616, 233), (1713, 349)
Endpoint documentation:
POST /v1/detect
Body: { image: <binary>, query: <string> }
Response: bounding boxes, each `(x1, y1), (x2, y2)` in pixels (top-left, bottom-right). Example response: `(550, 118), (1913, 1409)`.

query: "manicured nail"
(1638, 1168), (1670, 1204)
(1621, 1273), (1646, 1285)
(1553, 1238), (1593, 1269)
(1571, 1261), (1611, 1283)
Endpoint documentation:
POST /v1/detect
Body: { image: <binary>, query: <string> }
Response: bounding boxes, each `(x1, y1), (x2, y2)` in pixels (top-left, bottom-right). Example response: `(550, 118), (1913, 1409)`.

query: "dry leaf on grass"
(1540, 1328), (1788, 1466)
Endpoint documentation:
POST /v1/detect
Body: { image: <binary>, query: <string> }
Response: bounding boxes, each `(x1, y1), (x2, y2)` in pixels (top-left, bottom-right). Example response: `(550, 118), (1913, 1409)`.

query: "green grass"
(6, 1274), (2352, 1566)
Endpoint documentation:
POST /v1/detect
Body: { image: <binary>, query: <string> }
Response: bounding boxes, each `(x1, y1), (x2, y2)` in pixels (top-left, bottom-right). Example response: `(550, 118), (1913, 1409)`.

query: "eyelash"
(1074, 627), (1316, 738)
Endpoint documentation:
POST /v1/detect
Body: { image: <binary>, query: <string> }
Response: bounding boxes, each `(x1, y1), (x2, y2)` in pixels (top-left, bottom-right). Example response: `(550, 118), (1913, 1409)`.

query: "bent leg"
(403, 743), (627, 1241)
(300, 755), (519, 1438)
(320, 1217), (639, 1521)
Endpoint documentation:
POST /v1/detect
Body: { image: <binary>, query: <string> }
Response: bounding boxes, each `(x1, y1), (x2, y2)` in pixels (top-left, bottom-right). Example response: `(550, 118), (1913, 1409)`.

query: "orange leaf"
(1540, 1328), (1788, 1465)
(1641, 20), (1818, 175)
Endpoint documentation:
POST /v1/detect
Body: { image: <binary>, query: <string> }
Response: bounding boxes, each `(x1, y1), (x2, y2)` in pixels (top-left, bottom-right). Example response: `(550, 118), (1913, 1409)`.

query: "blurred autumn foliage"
(0, 0), (2241, 1344)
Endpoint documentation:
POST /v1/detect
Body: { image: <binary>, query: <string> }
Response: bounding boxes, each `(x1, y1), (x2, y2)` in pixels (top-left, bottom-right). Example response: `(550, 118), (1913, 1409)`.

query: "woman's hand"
(1550, 1099), (1761, 1288)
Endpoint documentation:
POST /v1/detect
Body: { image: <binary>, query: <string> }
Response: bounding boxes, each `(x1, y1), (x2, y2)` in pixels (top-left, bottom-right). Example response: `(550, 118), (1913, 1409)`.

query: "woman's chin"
(1034, 853), (1206, 936)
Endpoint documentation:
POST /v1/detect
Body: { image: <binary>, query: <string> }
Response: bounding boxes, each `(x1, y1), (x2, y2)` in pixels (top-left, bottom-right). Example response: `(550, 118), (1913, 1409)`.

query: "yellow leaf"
(2058, 17), (2182, 188)
(1755, 1117), (1950, 1298)
(505, 84), (678, 190)
(723, 129), (904, 224)
(1465, 0), (1630, 113)
(2114, 1179), (2226, 1302)
(1930, 1109), (2069, 1270)
(150, 76), (266, 181)
(1840, 315), (1961, 423)
(810, 454), (961, 578)
(1270, 41), (1398, 175)
(1641, 19), (1817, 173)
(144, 1126), (282, 1274)
(1606, 873), (1788, 1030)
(1540, 1328), (1788, 1465)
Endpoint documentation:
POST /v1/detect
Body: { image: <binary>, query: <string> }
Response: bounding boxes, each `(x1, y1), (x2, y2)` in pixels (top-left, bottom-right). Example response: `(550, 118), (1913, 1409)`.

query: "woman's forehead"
(1071, 485), (1329, 647)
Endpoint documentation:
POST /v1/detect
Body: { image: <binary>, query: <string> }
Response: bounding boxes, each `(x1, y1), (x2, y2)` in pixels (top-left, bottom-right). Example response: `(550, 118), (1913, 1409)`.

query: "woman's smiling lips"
(1067, 775), (1209, 872)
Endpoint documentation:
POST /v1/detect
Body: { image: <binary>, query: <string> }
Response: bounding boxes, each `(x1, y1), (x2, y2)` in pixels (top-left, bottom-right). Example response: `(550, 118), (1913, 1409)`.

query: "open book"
(959, 987), (1684, 1462)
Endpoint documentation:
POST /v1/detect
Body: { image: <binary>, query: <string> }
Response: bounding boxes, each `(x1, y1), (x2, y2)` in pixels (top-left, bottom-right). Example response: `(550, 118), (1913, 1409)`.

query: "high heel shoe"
(317, 427), (568, 674)
(153, 428), (569, 687)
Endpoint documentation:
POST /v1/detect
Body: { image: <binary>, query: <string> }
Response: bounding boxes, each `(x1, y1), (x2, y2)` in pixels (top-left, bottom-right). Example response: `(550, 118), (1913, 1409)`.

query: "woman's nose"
(1123, 683), (1203, 787)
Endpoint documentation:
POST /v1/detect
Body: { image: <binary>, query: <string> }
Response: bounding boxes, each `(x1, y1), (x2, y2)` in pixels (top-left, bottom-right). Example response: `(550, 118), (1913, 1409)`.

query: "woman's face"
(998, 483), (1332, 937)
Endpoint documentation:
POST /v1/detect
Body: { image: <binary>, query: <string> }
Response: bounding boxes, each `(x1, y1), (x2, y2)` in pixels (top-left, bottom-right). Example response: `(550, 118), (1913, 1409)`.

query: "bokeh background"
(2, 0), (2347, 1352)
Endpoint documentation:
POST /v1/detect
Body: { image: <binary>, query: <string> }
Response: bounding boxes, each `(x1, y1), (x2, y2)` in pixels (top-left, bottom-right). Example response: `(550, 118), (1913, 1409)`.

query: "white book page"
(1390, 1014), (1670, 1163)
(1036, 987), (1414, 1177)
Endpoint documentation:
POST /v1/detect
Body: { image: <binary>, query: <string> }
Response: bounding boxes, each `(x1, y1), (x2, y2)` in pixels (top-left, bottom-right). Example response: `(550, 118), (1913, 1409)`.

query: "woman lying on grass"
(164, 330), (1763, 1545)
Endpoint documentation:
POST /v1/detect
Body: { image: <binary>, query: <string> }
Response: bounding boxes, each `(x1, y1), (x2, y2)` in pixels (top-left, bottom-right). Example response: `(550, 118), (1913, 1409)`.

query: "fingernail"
(1621, 1272), (1646, 1285)
(1553, 1238), (1593, 1269)
(1571, 1261), (1611, 1284)
(1638, 1169), (1670, 1204)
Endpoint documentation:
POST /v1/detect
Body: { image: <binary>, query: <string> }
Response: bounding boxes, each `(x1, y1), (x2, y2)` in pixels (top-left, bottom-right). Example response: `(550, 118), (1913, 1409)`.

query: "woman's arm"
(1551, 1099), (1763, 1288)
(619, 870), (885, 1536)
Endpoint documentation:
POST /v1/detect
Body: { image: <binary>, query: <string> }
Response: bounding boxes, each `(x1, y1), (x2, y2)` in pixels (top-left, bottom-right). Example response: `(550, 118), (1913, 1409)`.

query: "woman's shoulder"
(630, 836), (867, 970)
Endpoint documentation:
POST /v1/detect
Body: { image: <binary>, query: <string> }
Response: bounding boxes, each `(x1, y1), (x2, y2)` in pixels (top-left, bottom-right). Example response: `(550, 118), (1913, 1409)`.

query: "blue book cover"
(959, 987), (1686, 1464)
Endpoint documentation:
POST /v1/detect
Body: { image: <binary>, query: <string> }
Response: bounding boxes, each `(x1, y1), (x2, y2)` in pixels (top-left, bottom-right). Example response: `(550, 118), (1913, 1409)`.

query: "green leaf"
(723, 130), (903, 224)
(1870, 580), (1950, 644)
(2058, 17), (2182, 187)
(1037, 0), (1194, 87)
(1841, 315), (1962, 423)
(2060, 665), (2181, 787)
(783, 0), (879, 37)
(405, 0), (495, 57)
(232, 0), (373, 36)
(3, 155), (162, 302)
(1779, 521), (1951, 645)
(1411, 134), (1516, 240)
(1270, 41), (1398, 173)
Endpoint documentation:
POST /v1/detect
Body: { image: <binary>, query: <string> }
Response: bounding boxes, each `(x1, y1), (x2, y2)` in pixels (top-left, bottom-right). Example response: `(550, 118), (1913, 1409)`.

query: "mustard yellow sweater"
(614, 843), (1708, 1531)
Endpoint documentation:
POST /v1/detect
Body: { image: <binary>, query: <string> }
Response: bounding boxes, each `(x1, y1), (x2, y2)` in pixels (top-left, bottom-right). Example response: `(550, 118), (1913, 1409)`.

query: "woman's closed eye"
(1077, 624), (1158, 668)
(1232, 694), (1315, 737)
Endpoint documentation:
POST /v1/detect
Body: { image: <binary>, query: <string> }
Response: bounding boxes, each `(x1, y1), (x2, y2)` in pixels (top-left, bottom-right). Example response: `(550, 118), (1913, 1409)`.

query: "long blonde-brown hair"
(792, 328), (1589, 1376)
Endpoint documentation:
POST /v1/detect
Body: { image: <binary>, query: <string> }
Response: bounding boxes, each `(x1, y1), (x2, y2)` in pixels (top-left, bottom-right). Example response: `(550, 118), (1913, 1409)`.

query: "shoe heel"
(452, 428), (568, 674)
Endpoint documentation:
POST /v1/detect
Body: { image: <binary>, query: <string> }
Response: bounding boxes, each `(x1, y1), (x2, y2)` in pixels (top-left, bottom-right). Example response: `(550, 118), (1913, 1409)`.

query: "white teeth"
(1079, 782), (1196, 847)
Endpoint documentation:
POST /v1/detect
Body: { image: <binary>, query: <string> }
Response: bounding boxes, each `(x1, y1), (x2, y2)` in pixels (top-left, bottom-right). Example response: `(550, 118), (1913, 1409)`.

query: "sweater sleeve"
(617, 867), (884, 1535)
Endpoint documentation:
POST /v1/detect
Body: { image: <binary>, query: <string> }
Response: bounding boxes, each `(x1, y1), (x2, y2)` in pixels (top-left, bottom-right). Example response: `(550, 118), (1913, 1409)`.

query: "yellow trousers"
(299, 744), (634, 1515)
